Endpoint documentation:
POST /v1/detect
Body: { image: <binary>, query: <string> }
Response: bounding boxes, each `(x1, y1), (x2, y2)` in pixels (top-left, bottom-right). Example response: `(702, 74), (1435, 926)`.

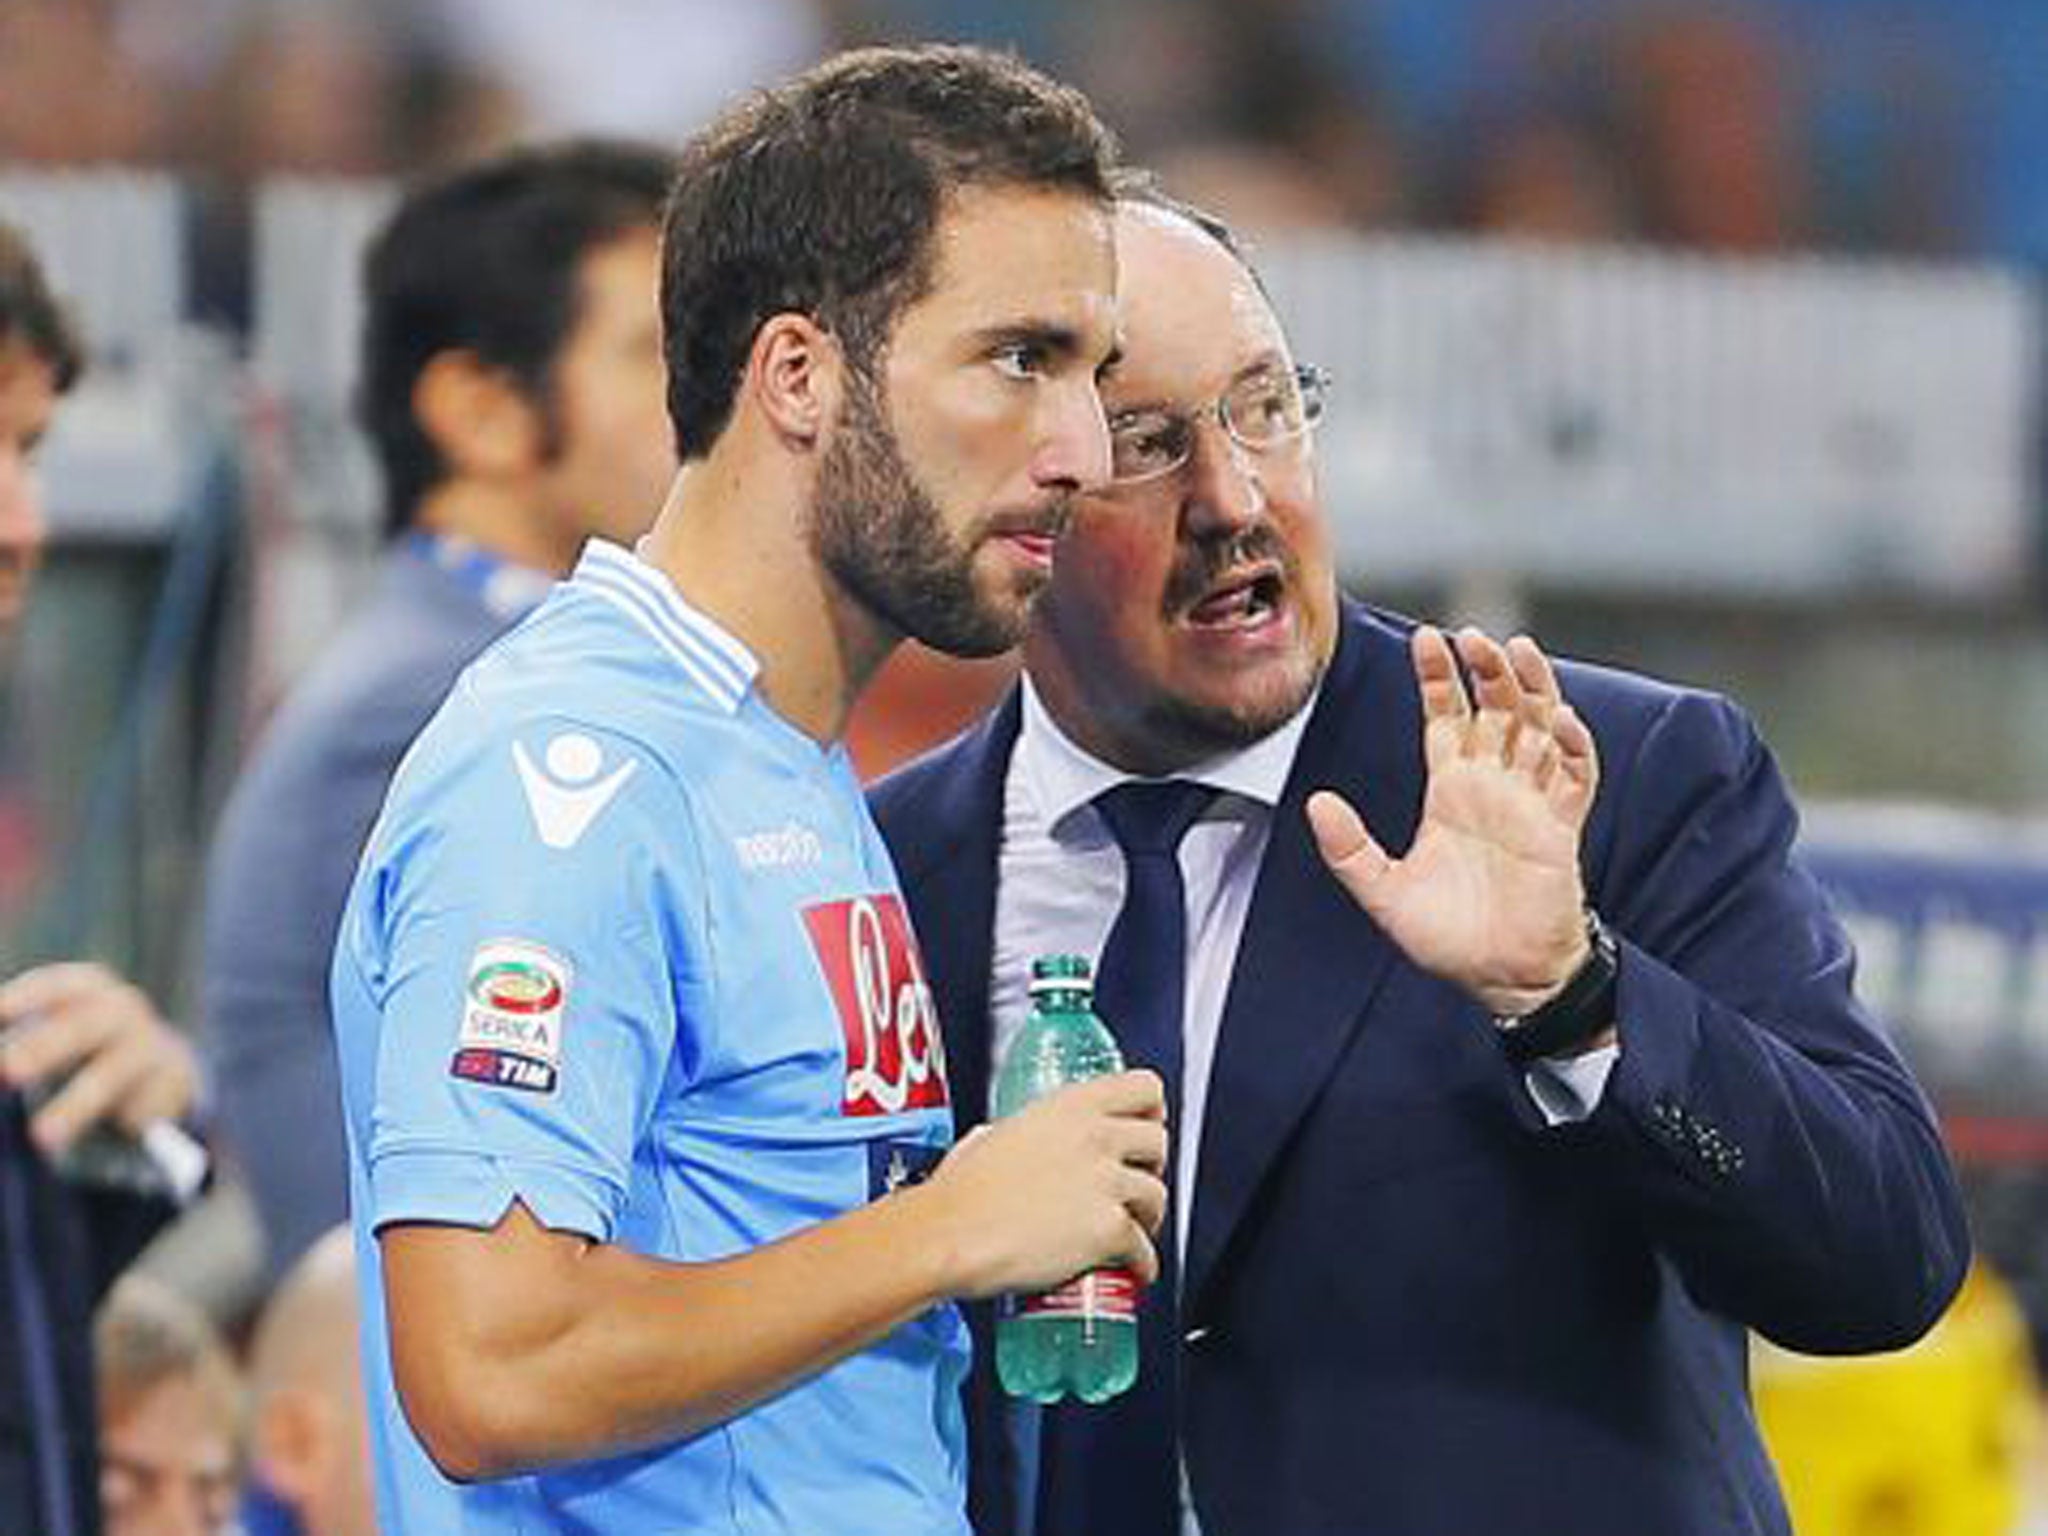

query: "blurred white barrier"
(1261, 235), (2043, 598)
(250, 175), (395, 537)
(1, 169), (2041, 599)
(252, 177), (394, 421)
(0, 167), (184, 362)
(0, 169), (232, 540)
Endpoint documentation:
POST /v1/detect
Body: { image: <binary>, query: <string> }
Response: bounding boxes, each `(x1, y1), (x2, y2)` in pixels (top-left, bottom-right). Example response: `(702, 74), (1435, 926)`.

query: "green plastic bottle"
(992, 953), (1139, 1404)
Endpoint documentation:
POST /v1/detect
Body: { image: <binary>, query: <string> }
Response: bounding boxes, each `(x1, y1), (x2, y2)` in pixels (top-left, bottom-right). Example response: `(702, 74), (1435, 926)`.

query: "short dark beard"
(810, 363), (1023, 658)
(1132, 658), (1322, 763)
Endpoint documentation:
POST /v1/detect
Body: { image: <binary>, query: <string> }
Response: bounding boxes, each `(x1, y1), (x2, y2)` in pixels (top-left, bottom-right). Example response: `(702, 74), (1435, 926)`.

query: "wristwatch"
(1494, 910), (1620, 1067)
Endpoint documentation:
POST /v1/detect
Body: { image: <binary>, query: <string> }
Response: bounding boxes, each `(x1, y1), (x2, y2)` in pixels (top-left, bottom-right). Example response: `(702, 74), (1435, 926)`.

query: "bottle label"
(1017, 1267), (1139, 1320)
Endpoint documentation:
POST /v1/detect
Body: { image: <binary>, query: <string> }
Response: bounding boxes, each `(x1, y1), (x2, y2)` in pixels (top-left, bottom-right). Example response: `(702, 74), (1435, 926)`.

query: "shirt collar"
(403, 528), (557, 622)
(1016, 672), (1316, 834)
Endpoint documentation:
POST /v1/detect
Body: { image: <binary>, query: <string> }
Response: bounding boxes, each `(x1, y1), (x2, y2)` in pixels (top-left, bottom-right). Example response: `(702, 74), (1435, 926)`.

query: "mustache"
(990, 489), (1076, 541)
(1162, 526), (1291, 612)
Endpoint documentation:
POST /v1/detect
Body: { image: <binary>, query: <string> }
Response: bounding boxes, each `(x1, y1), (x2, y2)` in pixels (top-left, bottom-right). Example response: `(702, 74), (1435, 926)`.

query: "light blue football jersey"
(331, 539), (969, 1535)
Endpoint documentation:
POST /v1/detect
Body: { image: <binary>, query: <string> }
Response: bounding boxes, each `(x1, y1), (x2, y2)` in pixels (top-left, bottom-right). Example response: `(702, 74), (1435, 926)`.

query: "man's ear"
(412, 350), (544, 478)
(744, 314), (843, 449)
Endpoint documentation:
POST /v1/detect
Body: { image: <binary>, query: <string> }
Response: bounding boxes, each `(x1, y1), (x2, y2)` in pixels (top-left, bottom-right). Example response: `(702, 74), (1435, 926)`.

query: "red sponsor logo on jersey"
(803, 894), (950, 1117)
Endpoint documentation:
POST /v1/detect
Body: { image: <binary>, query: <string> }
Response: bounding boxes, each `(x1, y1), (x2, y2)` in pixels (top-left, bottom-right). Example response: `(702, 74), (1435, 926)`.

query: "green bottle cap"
(1028, 953), (1093, 996)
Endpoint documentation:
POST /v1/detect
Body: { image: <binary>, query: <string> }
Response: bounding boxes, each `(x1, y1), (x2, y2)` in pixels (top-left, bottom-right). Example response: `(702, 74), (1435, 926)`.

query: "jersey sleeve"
(356, 716), (707, 1244)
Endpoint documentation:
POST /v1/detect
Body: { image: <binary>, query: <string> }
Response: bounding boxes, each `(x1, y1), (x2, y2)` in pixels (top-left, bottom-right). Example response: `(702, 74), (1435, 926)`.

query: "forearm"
(1583, 951), (1967, 1350)
(1581, 690), (1967, 1346)
(382, 1073), (1165, 1480)
(386, 1187), (964, 1480)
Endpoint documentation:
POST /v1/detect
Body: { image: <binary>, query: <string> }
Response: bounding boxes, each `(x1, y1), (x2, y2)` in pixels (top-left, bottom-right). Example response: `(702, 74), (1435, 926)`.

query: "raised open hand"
(1307, 625), (1600, 1017)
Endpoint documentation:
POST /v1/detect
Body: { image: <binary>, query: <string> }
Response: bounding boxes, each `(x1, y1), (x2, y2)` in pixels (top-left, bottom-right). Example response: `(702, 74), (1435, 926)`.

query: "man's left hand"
(0, 961), (199, 1154)
(1307, 625), (1600, 1017)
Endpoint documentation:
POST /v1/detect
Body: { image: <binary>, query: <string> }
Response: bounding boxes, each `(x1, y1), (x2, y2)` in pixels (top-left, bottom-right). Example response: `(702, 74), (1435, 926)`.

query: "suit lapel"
(1184, 602), (1426, 1312)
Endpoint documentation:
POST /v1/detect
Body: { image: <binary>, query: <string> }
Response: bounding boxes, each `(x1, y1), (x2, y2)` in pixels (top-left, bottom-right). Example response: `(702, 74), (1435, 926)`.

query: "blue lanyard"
(404, 529), (556, 622)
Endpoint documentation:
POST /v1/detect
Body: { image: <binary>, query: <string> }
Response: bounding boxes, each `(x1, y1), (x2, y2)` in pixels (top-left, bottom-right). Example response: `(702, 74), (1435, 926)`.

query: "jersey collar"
(570, 538), (762, 713)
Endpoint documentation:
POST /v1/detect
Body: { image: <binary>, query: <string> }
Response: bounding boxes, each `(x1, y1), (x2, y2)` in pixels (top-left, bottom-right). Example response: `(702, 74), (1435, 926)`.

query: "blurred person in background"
(1607, 8), (1810, 253)
(240, 1226), (374, 1536)
(1442, 102), (1641, 243)
(0, 0), (169, 167)
(870, 180), (1970, 1536)
(1, 221), (206, 1536)
(1754, 1261), (2043, 1535)
(94, 1274), (243, 1536)
(332, 44), (1167, 1534)
(200, 137), (676, 1288)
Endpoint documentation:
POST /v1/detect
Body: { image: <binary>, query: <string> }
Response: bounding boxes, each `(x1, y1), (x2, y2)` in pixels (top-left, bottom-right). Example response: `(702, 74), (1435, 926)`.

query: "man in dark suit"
(870, 183), (1970, 1536)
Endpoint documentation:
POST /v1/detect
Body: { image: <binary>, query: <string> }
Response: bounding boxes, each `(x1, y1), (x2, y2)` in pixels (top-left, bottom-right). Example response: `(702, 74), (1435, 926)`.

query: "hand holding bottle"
(918, 1067), (1166, 1302)
(991, 954), (1153, 1404)
(0, 962), (208, 1200)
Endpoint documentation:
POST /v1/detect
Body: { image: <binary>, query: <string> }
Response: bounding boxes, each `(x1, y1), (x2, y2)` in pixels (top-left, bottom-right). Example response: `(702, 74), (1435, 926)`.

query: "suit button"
(1183, 1325), (1213, 1348)
(1649, 1098), (1686, 1140)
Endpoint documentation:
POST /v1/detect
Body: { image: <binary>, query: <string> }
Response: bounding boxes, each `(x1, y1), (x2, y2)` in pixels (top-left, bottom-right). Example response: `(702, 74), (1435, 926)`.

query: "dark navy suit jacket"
(871, 597), (1968, 1536)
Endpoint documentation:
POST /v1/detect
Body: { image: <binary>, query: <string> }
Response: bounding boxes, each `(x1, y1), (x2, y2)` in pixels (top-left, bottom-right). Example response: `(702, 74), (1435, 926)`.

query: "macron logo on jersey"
(734, 820), (824, 871)
(513, 732), (638, 850)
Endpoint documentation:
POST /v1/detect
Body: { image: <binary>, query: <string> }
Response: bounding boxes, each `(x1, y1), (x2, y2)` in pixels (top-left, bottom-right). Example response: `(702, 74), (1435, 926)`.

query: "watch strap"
(1495, 910), (1620, 1067)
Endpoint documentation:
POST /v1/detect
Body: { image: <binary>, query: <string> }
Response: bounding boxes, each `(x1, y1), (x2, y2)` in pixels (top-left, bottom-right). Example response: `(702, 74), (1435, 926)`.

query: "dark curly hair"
(660, 44), (1120, 461)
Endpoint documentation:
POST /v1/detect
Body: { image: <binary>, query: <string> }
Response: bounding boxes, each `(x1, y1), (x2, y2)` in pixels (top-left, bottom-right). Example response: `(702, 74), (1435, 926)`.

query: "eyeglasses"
(1105, 364), (1329, 487)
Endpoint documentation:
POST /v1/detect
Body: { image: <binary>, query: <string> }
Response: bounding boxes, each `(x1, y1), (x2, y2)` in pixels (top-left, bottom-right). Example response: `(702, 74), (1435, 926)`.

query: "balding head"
(248, 1226), (376, 1536)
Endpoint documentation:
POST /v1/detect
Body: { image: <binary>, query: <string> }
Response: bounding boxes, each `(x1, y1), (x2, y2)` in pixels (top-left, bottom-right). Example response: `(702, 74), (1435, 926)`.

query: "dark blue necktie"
(1037, 779), (1213, 1536)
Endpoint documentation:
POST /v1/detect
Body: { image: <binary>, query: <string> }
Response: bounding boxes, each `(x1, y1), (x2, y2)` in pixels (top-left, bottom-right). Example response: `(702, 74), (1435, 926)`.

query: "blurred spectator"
(1209, 0), (1405, 227)
(241, 1227), (372, 1536)
(94, 1274), (243, 1536)
(198, 7), (412, 178)
(1754, 1263), (2042, 1535)
(0, 0), (169, 165)
(1606, 7), (1811, 252)
(170, 3), (507, 327)
(8, 0), (2048, 264)
(1060, 0), (1242, 158)
(1148, 144), (1355, 234)
(1445, 107), (1640, 242)
(1063, 0), (1405, 233)
(201, 139), (675, 1285)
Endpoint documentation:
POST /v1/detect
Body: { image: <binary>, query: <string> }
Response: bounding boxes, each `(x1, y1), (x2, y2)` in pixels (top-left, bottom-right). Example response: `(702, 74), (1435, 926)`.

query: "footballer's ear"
(744, 313), (844, 450)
